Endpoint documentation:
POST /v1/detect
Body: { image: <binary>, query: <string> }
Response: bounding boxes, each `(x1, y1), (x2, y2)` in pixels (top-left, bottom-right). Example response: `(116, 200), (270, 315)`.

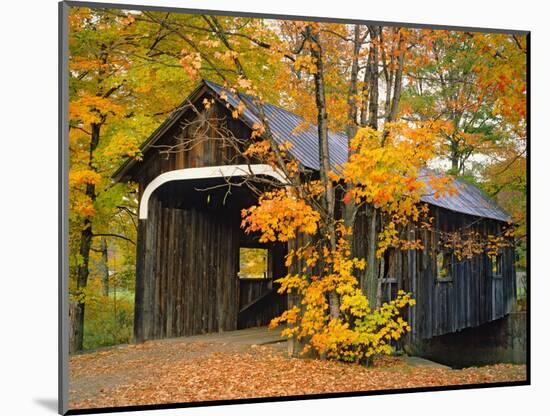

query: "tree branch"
(92, 233), (135, 245)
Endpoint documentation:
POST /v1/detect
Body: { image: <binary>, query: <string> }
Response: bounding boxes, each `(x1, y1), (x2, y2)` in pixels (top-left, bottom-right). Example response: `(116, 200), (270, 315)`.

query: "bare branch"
(92, 233), (136, 245)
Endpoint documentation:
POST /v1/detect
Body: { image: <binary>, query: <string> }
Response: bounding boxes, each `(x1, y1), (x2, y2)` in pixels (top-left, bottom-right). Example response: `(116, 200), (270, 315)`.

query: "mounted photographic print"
(59, 1), (529, 414)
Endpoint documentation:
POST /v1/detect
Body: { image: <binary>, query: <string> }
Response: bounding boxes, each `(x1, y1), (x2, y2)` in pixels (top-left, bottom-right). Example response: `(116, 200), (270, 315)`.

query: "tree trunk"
(346, 24), (361, 143)
(382, 30), (405, 144)
(73, 219), (93, 352)
(306, 25), (339, 319)
(68, 301), (77, 354)
(450, 137), (460, 173)
(388, 33), (405, 123)
(343, 25), (362, 232)
(358, 27), (382, 307)
(376, 255), (385, 307)
(307, 26), (334, 222)
(362, 26), (380, 130)
(381, 29), (394, 124)
(100, 237), (110, 296)
(287, 237), (307, 357)
(71, 122), (101, 353)
(363, 205), (379, 307)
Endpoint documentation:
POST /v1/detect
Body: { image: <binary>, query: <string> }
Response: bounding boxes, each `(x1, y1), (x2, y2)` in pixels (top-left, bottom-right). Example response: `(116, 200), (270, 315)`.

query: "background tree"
(401, 31), (527, 264)
(68, 8), (195, 351)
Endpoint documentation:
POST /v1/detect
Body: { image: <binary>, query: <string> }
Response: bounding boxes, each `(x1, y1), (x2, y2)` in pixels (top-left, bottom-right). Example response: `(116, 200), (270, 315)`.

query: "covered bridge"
(113, 80), (516, 346)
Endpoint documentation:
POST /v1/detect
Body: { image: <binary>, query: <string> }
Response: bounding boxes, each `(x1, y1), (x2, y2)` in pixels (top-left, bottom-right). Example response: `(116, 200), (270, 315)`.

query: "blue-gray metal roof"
(419, 170), (510, 222)
(204, 80), (510, 223)
(205, 80), (349, 171)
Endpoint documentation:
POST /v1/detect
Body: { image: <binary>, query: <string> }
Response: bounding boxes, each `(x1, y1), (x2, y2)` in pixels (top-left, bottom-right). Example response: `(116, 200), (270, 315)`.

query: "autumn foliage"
(67, 7), (526, 358)
(240, 124), (440, 361)
(267, 225), (416, 362)
(69, 339), (526, 409)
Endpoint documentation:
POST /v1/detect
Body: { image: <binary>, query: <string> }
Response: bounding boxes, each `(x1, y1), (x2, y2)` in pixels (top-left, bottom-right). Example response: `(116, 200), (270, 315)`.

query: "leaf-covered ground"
(69, 339), (526, 410)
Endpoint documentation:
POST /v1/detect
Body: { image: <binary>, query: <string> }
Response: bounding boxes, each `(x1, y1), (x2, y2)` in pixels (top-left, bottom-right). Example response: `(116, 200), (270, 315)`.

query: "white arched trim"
(139, 164), (286, 220)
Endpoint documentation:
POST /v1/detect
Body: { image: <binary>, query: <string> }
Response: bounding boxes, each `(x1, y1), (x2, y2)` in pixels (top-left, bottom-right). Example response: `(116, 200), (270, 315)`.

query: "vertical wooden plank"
(215, 215), (224, 332)
(173, 208), (181, 336)
(408, 225), (416, 341)
(157, 204), (165, 339)
(178, 208), (185, 335)
(201, 209), (208, 333)
(152, 198), (162, 338)
(208, 212), (216, 333)
(190, 207), (198, 335)
(166, 208), (175, 337)
(145, 196), (158, 339)
(184, 208), (193, 335)
(230, 216), (239, 330)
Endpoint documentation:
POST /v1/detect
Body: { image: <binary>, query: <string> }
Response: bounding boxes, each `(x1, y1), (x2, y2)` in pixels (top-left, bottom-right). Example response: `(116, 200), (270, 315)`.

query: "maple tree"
(67, 7), (201, 352)
(401, 31), (527, 263)
(69, 8), (137, 352)
(474, 33), (527, 267)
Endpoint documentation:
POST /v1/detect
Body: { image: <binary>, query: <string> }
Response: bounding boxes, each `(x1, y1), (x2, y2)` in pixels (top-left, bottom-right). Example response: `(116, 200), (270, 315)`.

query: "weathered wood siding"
(352, 206), (516, 343)
(131, 98), (251, 196)
(134, 193), (241, 341)
(132, 99), (288, 342)
(134, 190), (289, 341)
(409, 207), (516, 341)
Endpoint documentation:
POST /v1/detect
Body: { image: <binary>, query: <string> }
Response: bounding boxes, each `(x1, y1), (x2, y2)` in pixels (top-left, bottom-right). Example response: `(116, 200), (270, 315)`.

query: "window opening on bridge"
(239, 247), (269, 279)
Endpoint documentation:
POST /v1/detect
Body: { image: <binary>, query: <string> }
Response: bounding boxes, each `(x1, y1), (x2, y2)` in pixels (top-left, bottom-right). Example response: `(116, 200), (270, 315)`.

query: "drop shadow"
(34, 398), (58, 413)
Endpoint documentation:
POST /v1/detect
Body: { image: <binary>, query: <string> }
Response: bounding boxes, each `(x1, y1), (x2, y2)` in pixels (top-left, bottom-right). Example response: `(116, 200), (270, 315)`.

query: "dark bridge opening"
(134, 177), (287, 342)
(410, 313), (527, 368)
